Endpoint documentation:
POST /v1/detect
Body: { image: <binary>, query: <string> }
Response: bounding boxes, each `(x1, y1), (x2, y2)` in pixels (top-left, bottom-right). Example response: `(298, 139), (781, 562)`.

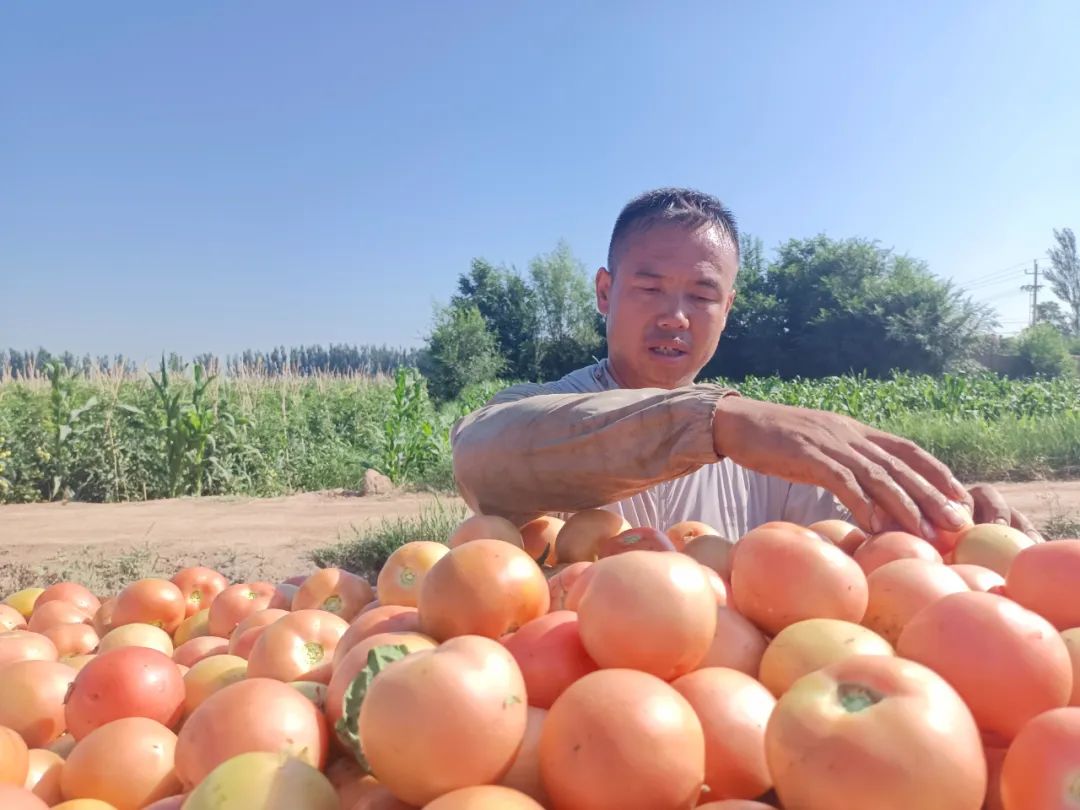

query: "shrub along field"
(1, 362), (1078, 505)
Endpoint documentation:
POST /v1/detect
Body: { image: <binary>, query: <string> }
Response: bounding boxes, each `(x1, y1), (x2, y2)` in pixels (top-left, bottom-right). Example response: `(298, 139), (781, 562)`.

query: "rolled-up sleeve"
(450, 382), (737, 523)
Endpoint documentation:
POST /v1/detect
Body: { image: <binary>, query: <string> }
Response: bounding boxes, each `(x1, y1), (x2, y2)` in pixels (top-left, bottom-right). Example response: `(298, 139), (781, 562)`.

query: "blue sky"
(3, 1), (1079, 364)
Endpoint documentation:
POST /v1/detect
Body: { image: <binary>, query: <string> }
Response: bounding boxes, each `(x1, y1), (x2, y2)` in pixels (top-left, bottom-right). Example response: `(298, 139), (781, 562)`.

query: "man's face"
(595, 220), (737, 389)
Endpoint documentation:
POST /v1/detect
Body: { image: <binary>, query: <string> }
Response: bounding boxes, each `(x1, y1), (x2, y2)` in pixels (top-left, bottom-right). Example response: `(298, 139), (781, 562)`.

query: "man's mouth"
(649, 345), (688, 358)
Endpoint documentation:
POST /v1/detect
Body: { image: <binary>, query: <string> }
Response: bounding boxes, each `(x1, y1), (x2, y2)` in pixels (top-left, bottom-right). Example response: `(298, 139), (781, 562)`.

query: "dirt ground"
(1, 481), (1078, 592)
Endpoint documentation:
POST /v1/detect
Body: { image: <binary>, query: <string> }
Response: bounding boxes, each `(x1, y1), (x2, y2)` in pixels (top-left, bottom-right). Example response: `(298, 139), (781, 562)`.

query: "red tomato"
(377, 541), (450, 607)
(226, 608), (288, 659)
(897, 591), (1072, 742)
(0, 785), (49, 809)
(41, 624), (99, 659)
(519, 516), (563, 566)
(23, 747), (63, 805)
(808, 519), (867, 555)
(682, 534), (737, 580)
(1006, 540), (1080, 630)
(27, 600), (93, 634)
(853, 531), (942, 575)
(60, 717), (181, 809)
(499, 706), (549, 805)
(448, 514), (525, 549)
(502, 611), (599, 709)
(948, 563), (1005, 592)
(672, 667), (776, 800)
(1000, 707), (1080, 809)
(170, 567), (228, 618)
(424, 785), (544, 809)
(246, 609), (349, 684)
(576, 551), (716, 680)
(111, 579), (186, 635)
(332, 605), (419, 669)
(540, 668), (706, 810)
(758, 619), (894, 697)
(0, 631), (57, 668)
(174, 677), (328, 790)
(35, 583), (101, 618)
(953, 524), (1035, 577)
(546, 562), (592, 612)
(1, 724), (29, 785)
(696, 606), (769, 677)
(1063, 628), (1080, 707)
(0, 661), (76, 747)
(665, 520), (719, 551)
(65, 646), (185, 739)
(862, 558), (970, 646)
(731, 525), (868, 635)
(765, 655), (986, 810)
(172, 636), (229, 668)
(553, 510), (630, 563)
(206, 582), (274, 638)
(0, 605), (27, 632)
(597, 527), (677, 558)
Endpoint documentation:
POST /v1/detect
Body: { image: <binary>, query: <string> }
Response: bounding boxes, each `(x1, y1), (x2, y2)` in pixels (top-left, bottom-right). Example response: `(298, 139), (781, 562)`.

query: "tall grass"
(0, 365), (1076, 504)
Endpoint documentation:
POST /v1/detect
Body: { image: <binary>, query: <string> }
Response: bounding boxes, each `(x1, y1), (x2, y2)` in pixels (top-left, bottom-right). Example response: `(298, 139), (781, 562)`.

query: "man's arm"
(450, 382), (737, 524)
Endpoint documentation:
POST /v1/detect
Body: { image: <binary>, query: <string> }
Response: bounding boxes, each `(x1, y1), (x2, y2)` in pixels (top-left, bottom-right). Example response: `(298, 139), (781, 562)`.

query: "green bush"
(1015, 324), (1077, 379)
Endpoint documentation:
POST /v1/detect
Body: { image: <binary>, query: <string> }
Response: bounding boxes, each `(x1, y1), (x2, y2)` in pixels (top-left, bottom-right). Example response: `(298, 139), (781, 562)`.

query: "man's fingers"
(803, 448), (878, 533)
(821, 446), (924, 538)
(970, 484), (1011, 525)
(854, 443), (971, 539)
(1009, 508), (1044, 542)
(870, 432), (969, 505)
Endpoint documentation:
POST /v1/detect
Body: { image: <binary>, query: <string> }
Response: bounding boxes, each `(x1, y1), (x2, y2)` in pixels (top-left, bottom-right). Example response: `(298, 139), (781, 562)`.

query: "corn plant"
(43, 361), (98, 500)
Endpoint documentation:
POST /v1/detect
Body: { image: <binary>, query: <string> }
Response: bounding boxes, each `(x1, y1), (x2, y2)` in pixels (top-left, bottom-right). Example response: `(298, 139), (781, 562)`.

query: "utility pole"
(1022, 260), (1042, 327)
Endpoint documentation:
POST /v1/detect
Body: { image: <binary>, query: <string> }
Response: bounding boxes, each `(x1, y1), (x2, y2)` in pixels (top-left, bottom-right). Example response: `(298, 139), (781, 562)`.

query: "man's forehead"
(617, 221), (737, 275)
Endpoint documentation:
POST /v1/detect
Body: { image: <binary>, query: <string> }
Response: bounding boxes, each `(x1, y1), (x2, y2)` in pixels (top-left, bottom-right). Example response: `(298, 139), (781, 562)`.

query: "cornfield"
(0, 365), (1076, 504)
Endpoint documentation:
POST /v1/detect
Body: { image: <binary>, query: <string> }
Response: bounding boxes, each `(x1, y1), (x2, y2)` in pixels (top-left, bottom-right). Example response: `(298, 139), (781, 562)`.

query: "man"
(450, 187), (1042, 543)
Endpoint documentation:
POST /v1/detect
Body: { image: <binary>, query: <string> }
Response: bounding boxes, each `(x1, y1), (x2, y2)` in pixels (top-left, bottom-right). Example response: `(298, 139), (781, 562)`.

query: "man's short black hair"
(606, 187), (740, 272)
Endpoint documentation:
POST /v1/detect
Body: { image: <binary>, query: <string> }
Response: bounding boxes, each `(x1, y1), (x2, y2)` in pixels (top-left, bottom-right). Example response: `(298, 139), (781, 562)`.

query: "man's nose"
(656, 296), (690, 331)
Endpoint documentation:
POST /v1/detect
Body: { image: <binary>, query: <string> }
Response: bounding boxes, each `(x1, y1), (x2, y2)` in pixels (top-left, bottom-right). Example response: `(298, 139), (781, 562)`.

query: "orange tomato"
(540, 668), (705, 810)
(0, 630), (58, 668)
(60, 717), (180, 810)
(765, 655), (986, 810)
(554, 509), (630, 563)
(665, 520), (719, 551)
(292, 569), (375, 622)
(948, 563), (1005, 592)
(1006, 539), (1080, 630)
(141, 797), (185, 810)
(853, 531), (942, 575)
(0, 604), (27, 631)
(1063, 628), (1080, 706)
(498, 706), (548, 805)
(424, 785), (544, 809)
(333, 605), (420, 668)
(324, 758), (371, 810)
(952, 524), (1035, 577)
(546, 561), (592, 612)
(172, 635), (229, 668)
(1, 724), (29, 785)
(246, 609), (349, 684)
(502, 611), (598, 710)
(983, 744), (1006, 810)
(702, 566), (729, 606)
(206, 582), (275, 638)
(0, 784), (50, 809)
(376, 542), (449, 607)
(27, 600), (93, 634)
(731, 524), (868, 635)
(897, 590), (1072, 741)
(808, 519), (867, 555)
(182, 654), (247, 717)
(325, 631), (436, 730)
(268, 583), (299, 610)
(110, 579), (186, 635)
(682, 534), (737, 580)
(174, 677), (328, 790)
(23, 748), (63, 805)
(181, 750), (337, 810)
(92, 598), (116, 637)
(418, 539), (550, 642)
(597, 526), (677, 558)
(171, 609), (210, 646)
(448, 514), (524, 549)
(696, 605), (769, 677)
(226, 608), (288, 659)
(696, 802), (777, 810)
(759, 619), (894, 697)
(671, 667), (775, 801)
(862, 558), (970, 646)
(0, 660), (76, 747)
(42, 623), (99, 659)
(170, 567), (228, 618)
(35, 583), (101, 618)
(519, 516), (564, 565)
(65, 647), (185, 739)
(359, 635), (528, 806)
(96, 622), (173, 655)
(1000, 706), (1080, 809)
(575, 550), (716, 680)
(51, 800), (121, 810)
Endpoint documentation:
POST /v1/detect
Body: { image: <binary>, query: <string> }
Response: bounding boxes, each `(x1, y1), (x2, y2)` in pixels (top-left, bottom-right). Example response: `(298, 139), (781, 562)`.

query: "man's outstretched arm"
(450, 382), (736, 524)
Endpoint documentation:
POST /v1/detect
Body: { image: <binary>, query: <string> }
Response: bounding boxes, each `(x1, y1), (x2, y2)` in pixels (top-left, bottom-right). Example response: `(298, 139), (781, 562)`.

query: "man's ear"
(595, 267), (613, 315)
(723, 287), (737, 319)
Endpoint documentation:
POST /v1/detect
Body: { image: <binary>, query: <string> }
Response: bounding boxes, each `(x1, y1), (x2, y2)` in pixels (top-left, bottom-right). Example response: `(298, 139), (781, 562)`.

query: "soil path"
(1, 481), (1077, 591)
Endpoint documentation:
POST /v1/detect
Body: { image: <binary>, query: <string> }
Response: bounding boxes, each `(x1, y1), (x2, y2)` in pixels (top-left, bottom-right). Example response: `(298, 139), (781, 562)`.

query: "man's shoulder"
(487, 360), (613, 404)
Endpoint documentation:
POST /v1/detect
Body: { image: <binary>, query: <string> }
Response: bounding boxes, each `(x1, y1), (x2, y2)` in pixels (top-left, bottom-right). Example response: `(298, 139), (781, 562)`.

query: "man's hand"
(967, 483), (1044, 542)
(713, 396), (973, 542)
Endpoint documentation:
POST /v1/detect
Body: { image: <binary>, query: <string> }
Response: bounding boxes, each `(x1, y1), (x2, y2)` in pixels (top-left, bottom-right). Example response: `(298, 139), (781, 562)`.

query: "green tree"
(528, 240), (603, 379)
(419, 304), (504, 401)
(1036, 301), (1075, 336)
(1047, 227), (1080, 336)
(1015, 322), (1077, 378)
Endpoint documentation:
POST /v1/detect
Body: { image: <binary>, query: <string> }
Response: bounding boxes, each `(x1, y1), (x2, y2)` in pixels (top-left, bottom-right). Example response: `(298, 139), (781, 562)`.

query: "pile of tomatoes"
(1, 508), (1078, 810)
